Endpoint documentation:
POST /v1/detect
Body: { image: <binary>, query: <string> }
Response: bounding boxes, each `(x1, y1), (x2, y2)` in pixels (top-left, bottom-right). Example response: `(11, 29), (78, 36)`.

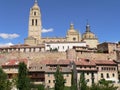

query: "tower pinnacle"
(86, 21), (90, 32)
(35, 0), (38, 4)
(70, 23), (74, 30)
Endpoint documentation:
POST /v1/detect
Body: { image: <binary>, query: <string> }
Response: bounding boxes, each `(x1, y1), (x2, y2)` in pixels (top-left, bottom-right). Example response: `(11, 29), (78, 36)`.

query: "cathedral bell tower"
(25, 0), (42, 45)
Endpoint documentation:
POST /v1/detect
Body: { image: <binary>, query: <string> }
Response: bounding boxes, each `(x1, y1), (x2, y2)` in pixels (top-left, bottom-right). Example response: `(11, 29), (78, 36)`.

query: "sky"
(0, 0), (120, 46)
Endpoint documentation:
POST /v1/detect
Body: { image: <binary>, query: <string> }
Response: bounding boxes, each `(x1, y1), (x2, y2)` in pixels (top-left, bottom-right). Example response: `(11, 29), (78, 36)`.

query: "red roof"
(39, 59), (71, 65)
(2, 58), (28, 67)
(93, 60), (117, 65)
(75, 59), (96, 66)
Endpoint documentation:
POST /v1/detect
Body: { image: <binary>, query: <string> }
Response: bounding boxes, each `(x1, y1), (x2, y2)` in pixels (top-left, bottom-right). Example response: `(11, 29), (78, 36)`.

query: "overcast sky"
(0, 0), (120, 45)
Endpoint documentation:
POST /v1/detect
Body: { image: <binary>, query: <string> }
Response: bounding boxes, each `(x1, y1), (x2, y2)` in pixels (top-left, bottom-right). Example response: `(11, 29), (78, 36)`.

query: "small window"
(48, 80), (51, 83)
(34, 12), (36, 16)
(112, 73), (115, 77)
(101, 73), (103, 78)
(73, 37), (76, 41)
(35, 19), (37, 26)
(87, 72), (89, 75)
(106, 73), (109, 78)
(32, 19), (34, 26)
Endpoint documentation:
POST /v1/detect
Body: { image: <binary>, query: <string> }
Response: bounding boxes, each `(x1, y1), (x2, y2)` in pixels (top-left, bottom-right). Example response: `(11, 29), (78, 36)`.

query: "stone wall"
(76, 52), (117, 60)
(0, 51), (66, 63)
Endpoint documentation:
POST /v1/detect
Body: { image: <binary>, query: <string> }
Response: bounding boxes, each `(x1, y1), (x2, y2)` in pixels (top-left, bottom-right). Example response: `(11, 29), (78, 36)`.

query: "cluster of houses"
(1, 58), (119, 88)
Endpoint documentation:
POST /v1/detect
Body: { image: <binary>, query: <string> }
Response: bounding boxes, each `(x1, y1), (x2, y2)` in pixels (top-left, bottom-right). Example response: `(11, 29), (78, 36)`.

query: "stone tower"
(25, 0), (42, 45)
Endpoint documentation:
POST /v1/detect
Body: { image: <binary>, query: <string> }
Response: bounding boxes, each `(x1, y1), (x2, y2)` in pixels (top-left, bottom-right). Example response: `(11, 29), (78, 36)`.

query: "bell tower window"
(35, 19), (37, 26)
(34, 12), (36, 16)
(32, 19), (34, 26)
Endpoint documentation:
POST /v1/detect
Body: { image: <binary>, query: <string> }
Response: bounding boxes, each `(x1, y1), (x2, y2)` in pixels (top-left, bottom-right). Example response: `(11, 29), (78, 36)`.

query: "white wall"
(45, 42), (87, 52)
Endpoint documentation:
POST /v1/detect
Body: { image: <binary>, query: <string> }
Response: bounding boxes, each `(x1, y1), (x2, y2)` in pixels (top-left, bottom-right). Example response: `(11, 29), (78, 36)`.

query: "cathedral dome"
(67, 23), (80, 35)
(82, 32), (96, 39)
(82, 23), (97, 39)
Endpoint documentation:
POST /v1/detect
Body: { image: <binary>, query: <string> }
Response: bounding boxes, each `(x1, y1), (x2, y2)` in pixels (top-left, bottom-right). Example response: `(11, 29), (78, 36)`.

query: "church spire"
(86, 21), (90, 32)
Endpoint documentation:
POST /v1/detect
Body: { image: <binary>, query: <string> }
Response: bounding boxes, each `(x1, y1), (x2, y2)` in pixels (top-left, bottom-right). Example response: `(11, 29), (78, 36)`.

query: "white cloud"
(0, 42), (14, 47)
(42, 28), (53, 33)
(0, 33), (19, 39)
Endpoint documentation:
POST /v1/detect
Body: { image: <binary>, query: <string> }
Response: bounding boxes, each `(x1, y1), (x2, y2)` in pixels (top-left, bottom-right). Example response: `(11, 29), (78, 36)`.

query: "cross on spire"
(35, 0), (38, 4)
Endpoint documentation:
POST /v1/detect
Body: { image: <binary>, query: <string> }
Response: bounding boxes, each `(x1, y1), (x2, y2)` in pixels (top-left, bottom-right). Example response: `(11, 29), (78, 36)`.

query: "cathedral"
(24, 0), (98, 48)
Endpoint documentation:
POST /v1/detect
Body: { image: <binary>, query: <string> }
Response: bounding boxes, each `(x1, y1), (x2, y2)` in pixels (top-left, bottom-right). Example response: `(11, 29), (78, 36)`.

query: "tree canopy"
(0, 68), (12, 90)
(17, 62), (30, 90)
(54, 66), (65, 90)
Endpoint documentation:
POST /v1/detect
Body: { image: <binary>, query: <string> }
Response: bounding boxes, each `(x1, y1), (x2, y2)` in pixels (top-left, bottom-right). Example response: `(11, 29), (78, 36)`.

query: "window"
(87, 72), (89, 75)
(106, 73), (109, 78)
(53, 80), (55, 83)
(97, 67), (99, 70)
(73, 37), (76, 41)
(63, 46), (64, 49)
(112, 73), (115, 77)
(102, 67), (104, 70)
(101, 73), (103, 78)
(68, 46), (69, 49)
(32, 19), (34, 26)
(34, 12), (36, 16)
(48, 80), (51, 83)
(35, 19), (37, 26)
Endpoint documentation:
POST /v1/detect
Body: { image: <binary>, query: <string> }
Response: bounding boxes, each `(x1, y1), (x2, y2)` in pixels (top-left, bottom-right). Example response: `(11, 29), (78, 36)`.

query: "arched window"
(34, 12), (36, 16)
(35, 19), (37, 26)
(32, 19), (34, 26)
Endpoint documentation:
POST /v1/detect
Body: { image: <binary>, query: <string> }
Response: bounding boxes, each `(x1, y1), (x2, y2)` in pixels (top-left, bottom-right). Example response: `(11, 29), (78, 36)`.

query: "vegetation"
(70, 70), (77, 90)
(54, 66), (65, 90)
(79, 72), (88, 90)
(17, 62), (30, 90)
(90, 79), (118, 90)
(50, 48), (58, 52)
(0, 68), (12, 90)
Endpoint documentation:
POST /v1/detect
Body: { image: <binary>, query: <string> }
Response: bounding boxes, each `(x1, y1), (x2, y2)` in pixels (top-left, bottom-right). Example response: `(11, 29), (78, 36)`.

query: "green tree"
(70, 70), (77, 90)
(17, 62), (30, 90)
(54, 66), (65, 90)
(79, 72), (88, 90)
(38, 84), (45, 90)
(99, 79), (118, 90)
(0, 68), (12, 90)
(90, 79), (118, 90)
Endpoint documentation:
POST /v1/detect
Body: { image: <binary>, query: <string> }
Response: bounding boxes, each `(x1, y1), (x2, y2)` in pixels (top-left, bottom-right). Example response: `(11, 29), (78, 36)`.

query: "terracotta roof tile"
(93, 60), (116, 65)
(39, 59), (71, 65)
(2, 58), (28, 67)
(75, 59), (96, 66)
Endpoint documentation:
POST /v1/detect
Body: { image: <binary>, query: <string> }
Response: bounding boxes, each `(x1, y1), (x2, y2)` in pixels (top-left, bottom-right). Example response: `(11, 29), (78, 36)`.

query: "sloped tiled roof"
(93, 60), (117, 65)
(2, 58), (28, 67)
(74, 59), (96, 66)
(39, 59), (71, 65)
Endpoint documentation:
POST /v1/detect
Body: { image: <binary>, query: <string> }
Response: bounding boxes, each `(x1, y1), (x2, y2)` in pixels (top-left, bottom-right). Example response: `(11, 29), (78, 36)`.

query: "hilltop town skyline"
(0, 0), (120, 46)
